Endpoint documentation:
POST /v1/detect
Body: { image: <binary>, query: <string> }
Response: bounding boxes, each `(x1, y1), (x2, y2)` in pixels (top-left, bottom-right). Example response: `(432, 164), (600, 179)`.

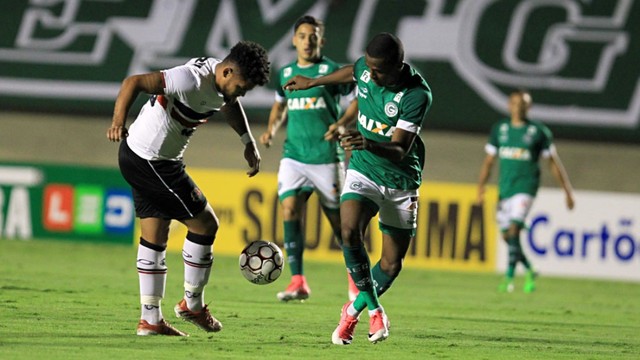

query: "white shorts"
(497, 193), (534, 231)
(277, 158), (345, 209)
(342, 169), (418, 230)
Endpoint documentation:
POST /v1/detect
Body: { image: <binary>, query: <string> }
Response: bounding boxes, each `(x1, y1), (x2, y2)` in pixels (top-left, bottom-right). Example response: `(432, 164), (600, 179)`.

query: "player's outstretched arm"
(243, 143), (261, 177)
(107, 72), (164, 142)
(220, 99), (261, 177)
(284, 65), (355, 91)
(548, 150), (575, 210)
(260, 101), (287, 148)
(476, 154), (496, 205)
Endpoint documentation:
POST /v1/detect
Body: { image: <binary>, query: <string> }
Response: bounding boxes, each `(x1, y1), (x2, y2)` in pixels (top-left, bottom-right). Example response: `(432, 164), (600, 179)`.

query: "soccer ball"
(239, 240), (284, 285)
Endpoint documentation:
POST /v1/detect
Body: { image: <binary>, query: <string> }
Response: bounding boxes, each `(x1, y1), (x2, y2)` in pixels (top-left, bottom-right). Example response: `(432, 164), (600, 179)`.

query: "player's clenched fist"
(107, 125), (128, 142)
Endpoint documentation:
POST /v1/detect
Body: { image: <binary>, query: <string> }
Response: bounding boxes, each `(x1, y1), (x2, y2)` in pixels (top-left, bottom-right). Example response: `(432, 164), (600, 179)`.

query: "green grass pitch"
(0, 239), (638, 359)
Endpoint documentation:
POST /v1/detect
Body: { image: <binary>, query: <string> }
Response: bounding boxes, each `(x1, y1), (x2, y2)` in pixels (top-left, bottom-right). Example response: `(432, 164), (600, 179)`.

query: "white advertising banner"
(496, 189), (640, 282)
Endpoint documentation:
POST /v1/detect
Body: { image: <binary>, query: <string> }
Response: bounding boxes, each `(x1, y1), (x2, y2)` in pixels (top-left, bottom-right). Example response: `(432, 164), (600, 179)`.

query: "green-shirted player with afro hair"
(285, 32), (432, 345)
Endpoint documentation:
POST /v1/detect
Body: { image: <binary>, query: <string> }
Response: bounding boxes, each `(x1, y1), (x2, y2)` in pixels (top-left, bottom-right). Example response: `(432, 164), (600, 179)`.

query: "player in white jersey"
(106, 41), (270, 336)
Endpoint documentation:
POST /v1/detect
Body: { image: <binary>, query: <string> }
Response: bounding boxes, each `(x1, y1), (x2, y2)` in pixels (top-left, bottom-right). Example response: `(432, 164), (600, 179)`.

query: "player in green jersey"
(285, 32), (432, 345)
(476, 90), (575, 293)
(259, 16), (358, 302)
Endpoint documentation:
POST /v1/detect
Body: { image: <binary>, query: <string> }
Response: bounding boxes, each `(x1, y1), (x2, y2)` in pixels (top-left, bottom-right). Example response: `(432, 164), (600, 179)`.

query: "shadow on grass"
(432, 314), (640, 330)
(0, 285), (79, 294)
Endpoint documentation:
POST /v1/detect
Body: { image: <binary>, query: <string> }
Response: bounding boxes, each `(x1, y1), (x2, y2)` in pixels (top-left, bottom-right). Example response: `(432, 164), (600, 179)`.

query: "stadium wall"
(157, 169), (640, 282)
(3, 160), (637, 282)
(158, 170), (499, 273)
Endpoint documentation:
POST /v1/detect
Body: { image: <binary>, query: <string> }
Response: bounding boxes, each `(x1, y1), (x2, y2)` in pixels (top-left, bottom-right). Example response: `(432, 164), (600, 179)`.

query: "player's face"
(365, 54), (402, 87)
(509, 92), (531, 118)
(221, 71), (255, 100)
(293, 23), (323, 64)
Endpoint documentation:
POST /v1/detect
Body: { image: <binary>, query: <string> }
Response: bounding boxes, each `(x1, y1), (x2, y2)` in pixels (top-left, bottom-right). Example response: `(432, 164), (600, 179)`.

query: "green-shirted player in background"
(284, 32), (432, 345)
(259, 15), (359, 302)
(476, 90), (575, 293)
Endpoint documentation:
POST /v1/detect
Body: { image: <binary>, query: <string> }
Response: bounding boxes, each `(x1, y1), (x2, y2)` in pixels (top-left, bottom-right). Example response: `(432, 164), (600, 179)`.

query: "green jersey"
(487, 119), (554, 199)
(277, 57), (354, 164)
(349, 57), (432, 190)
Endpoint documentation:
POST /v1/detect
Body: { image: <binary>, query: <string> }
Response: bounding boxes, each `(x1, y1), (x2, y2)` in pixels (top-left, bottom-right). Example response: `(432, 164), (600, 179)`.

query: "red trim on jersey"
(160, 71), (167, 89)
(157, 95), (168, 109)
(170, 109), (208, 128)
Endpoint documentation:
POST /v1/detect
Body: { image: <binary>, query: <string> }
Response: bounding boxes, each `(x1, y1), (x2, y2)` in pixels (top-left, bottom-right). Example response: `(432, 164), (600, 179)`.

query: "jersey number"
(192, 57), (208, 68)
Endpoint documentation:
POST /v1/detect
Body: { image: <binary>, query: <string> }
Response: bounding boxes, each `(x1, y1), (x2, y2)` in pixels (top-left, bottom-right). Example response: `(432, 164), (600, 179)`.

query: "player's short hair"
(366, 32), (404, 66)
(226, 41), (271, 86)
(293, 15), (325, 37)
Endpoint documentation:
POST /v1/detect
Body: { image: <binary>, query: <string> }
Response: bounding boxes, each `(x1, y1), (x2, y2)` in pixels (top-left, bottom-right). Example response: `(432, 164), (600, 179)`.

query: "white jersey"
(127, 57), (226, 160)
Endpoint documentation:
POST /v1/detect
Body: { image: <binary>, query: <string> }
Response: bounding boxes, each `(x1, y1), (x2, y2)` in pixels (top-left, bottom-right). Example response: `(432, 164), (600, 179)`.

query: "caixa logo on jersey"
(43, 184), (134, 235)
(398, 0), (639, 129)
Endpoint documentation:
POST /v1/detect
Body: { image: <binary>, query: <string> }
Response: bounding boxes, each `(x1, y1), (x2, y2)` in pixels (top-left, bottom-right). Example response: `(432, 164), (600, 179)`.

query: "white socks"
(137, 242), (167, 324)
(182, 239), (213, 311)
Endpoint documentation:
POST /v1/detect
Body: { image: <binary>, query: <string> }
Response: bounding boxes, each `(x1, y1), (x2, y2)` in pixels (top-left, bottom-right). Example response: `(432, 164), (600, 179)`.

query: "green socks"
(352, 262), (396, 312)
(507, 233), (533, 275)
(283, 220), (304, 275)
(506, 236), (518, 278)
(502, 233), (536, 293)
(343, 245), (379, 311)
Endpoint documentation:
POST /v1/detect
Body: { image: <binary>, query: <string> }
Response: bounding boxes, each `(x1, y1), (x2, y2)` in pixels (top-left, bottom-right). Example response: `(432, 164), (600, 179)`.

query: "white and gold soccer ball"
(239, 240), (284, 285)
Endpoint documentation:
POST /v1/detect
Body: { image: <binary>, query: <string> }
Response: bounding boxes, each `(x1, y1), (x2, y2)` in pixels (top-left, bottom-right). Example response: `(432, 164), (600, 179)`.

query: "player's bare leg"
(323, 206), (359, 301)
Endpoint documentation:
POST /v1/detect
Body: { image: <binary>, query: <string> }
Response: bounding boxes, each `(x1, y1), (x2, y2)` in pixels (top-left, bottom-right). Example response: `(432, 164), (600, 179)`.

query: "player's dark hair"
(226, 41), (271, 86)
(293, 15), (325, 37)
(366, 32), (404, 66)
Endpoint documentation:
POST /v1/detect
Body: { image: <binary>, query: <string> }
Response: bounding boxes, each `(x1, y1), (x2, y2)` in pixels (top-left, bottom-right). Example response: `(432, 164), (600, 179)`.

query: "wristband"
(240, 132), (255, 145)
